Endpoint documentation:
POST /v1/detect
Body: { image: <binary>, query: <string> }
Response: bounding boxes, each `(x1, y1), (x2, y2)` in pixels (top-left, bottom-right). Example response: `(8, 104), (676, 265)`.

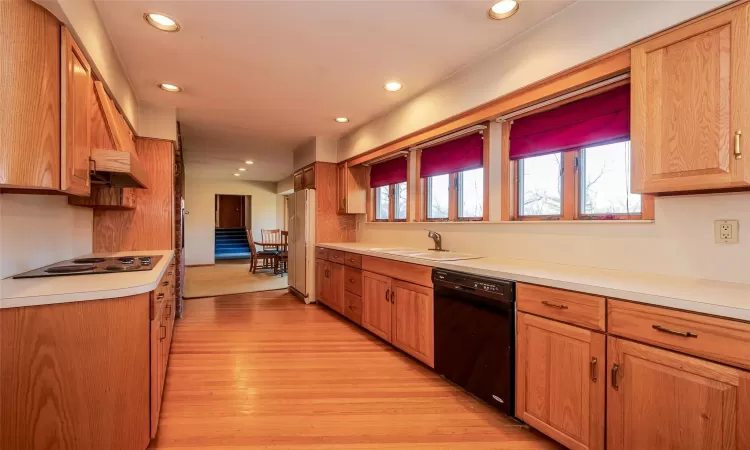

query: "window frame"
(503, 84), (654, 222)
(416, 128), (490, 222)
(367, 160), (409, 223)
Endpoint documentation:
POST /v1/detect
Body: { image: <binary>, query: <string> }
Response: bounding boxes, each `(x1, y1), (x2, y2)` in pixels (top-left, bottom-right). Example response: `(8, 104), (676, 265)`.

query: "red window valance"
(509, 84), (631, 160)
(370, 156), (407, 188)
(420, 132), (483, 178)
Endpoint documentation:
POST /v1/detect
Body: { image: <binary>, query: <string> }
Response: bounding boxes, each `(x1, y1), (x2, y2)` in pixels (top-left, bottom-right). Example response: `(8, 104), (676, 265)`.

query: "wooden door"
(216, 194), (244, 228)
(315, 259), (329, 305)
(337, 163), (347, 214)
(361, 271), (392, 341)
(516, 313), (605, 450)
(631, 3), (750, 193)
(391, 280), (434, 367)
(61, 28), (92, 196)
(607, 337), (749, 450)
(328, 262), (345, 314)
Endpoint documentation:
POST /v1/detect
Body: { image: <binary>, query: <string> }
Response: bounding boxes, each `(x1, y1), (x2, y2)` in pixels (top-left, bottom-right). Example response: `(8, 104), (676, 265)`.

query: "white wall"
(0, 194), (93, 280)
(184, 170), (280, 265)
(276, 175), (294, 194)
(342, 0), (750, 284)
(137, 103), (177, 141)
(293, 138), (316, 171)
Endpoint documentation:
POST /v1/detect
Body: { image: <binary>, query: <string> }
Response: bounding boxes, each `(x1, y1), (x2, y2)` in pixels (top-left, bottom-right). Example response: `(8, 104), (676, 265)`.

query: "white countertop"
(318, 243), (750, 322)
(1, 250), (175, 309)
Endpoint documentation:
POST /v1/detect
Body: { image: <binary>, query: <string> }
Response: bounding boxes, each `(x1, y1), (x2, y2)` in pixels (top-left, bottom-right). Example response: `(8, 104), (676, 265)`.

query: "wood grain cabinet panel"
(343, 291), (362, 324)
(344, 252), (362, 268)
(328, 249), (345, 265)
(516, 313), (605, 450)
(328, 262), (345, 314)
(337, 162), (367, 215)
(60, 27), (92, 196)
(631, 3), (750, 193)
(361, 256), (432, 288)
(517, 283), (605, 331)
(608, 299), (750, 370)
(0, 0), (60, 189)
(344, 266), (362, 296)
(391, 280), (434, 367)
(607, 337), (750, 450)
(361, 271), (392, 341)
(315, 258), (329, 306)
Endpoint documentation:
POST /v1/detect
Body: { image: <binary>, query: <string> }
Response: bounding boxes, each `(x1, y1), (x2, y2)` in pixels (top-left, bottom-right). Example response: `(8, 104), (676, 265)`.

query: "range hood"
(90, 81), (149, 189)
(90, 149), (149, 188)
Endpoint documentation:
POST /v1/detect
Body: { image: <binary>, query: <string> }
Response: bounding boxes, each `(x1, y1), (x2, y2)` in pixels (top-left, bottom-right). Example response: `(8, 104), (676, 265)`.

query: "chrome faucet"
(427, 230), (446, 252)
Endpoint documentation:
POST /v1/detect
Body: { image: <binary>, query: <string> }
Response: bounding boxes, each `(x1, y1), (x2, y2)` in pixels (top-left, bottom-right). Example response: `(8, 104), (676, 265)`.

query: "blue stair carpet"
(215, 228), (251, 260)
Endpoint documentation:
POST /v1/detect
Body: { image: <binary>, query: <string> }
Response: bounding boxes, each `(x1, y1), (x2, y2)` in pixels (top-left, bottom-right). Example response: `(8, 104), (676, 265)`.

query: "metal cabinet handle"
(162, 281), (169, 286)
(159, 325), (166, 340)
(652, 324), (697, 338)
(611, 363), (620, 390)
(385, 289), (390, 301)
(390, 290), (395, 303)
(157, 293), (165, 300)
(166, 304), (172, 319)
(735, 130), (742, 159)
(542, 301), (568, 309)
(590, 357), (598, 382)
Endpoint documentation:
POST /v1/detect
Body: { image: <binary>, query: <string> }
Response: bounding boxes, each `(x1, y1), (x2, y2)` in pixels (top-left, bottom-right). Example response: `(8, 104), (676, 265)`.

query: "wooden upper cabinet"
(361, 271), (392, 341)
(516, 312), (605, 450)
(0, 0), (60, 189)
(302, 165), (315, 189)
(631, 3), (750, 193)
(337, 162), (367, 215)
(60, 27), (92, 196)
(391, 280), (434, 367)
(293, 171), (304, 191)
(607, 337), (749, 450)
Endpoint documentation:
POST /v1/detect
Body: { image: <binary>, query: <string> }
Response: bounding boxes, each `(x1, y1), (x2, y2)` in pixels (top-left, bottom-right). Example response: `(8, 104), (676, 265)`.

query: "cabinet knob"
(162, 281), (169, 286)
(157, 293), (165, 300)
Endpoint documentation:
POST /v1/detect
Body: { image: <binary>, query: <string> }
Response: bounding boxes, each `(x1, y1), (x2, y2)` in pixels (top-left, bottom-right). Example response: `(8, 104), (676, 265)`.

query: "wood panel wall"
(0, 294), (151, 450)
(314, 162), (357, 243)
(93, 137), (175, 252)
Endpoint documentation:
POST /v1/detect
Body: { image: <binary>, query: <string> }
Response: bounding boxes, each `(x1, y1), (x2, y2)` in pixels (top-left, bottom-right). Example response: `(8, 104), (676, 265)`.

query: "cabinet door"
(315, 259), (328, 305)
(61, 28), (92, 196)
(361, 271), (392, 341)
(150, 309), (163, 438)
(391, 280), (434, 367)
(631, 4), (750, 193)
(302, 166), (315, 189)
(516, 313), (605, 450)
(294, 171), (303, 191)
(607, 337), (749, 450)
(328, 262), (345, 314)
(337, 163), (347, 214)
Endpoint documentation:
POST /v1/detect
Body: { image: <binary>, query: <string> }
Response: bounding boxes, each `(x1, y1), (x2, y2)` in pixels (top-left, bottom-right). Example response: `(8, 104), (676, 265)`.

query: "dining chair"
(260, 229), (282, 268)
(274, 231), (289, 275)
(247, 229), (277, 273)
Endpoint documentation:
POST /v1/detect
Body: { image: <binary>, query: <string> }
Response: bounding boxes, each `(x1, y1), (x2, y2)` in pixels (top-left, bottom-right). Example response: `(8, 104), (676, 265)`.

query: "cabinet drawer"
(361, 255), (432, 288)
(608, 299), (750, 370)
(517, 283), (605, 331)
(344, 266), (362, 296)
(328, 249), (345, 264)
(344, 292), (362, 324)
(315, 247), (328, 260)
(344, 252), (362, 268)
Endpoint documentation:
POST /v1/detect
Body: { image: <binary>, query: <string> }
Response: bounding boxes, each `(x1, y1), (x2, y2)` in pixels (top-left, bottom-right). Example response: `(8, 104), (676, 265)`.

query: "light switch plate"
(715, 220), (739, 244)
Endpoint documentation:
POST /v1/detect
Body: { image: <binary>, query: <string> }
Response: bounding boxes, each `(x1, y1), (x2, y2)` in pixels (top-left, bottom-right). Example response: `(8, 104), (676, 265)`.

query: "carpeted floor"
(184, 260), (288, 299)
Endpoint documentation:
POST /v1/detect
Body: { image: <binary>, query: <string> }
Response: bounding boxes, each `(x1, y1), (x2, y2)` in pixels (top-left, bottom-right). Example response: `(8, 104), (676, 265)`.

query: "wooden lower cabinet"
(315, 259), (344, 313)
(516, 313), (605, 450)
(392, 280), (434, 367)
(607, 337), (749, 450)
(362, 270), (392, 341)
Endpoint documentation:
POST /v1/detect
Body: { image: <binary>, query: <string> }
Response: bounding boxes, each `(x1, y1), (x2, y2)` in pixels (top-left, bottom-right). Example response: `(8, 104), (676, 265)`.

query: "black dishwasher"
(433, 269), (515, 415)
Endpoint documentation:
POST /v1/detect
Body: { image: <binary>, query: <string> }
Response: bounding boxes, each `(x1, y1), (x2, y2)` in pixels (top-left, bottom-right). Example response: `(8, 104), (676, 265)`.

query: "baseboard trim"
(186, 264), (215, 267)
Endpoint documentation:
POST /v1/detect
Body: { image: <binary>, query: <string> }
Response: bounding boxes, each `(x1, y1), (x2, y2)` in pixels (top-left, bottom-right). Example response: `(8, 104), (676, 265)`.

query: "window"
(506, 84), (652, 221)
(369, 156), (408, 222)
(419, 130), (488, 221)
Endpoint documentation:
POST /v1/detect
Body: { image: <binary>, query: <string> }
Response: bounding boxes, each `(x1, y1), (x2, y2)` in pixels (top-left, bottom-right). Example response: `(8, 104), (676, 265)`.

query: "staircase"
(214, 228), (251, 260)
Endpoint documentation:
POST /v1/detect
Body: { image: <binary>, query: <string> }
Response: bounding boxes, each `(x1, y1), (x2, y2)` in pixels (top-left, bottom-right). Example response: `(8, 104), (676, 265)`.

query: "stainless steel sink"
(367, 248), (482, 262)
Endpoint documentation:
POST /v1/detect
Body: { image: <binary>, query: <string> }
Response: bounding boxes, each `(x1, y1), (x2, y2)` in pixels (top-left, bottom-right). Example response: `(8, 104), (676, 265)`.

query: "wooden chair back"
(246, 229), (258, 257)
(261, 229), (281, 244)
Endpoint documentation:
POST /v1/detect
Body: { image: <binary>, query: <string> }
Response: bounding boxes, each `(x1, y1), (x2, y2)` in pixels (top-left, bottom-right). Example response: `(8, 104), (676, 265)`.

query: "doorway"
(215, 194), (250, 229)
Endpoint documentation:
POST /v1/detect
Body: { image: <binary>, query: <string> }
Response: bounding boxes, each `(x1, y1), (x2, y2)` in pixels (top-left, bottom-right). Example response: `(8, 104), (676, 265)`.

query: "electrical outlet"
(715, 220), (739, 244)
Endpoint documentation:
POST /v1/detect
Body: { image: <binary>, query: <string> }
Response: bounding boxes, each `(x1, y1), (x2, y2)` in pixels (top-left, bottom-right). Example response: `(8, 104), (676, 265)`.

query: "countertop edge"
(316, 243), (750, 322)
(0, 251), (175, 309)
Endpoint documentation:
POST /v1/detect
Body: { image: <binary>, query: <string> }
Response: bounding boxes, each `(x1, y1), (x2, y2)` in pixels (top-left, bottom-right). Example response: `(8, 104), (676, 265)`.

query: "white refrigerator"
(287, 189), (316, 303)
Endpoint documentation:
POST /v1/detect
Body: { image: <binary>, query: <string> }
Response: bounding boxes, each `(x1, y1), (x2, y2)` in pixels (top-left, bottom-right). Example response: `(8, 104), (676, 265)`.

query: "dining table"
(253, 241), (288, 274)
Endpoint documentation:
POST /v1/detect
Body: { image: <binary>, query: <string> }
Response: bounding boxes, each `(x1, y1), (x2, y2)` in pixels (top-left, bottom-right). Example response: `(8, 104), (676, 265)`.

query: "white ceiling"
(95, 0), (574, 181)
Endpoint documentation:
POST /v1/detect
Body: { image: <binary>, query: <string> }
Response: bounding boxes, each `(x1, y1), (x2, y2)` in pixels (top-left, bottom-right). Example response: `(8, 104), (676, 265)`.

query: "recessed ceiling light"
(245, 160), (254, 165)
(233, 173), (240, 176)
(158, 83), (181, 92)
(238, 168), (246, 171)
(384, 81), (403, 92)
(488, 0), (519, 20)
(335, 117), (350, 123)
(143, 13), (180, 32)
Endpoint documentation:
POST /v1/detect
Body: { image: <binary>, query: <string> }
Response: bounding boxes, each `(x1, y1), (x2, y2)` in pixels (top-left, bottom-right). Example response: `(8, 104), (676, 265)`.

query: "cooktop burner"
(45, 265), (96, 273)
(73, 257), (107, 264)
(13, 255), (164, 279)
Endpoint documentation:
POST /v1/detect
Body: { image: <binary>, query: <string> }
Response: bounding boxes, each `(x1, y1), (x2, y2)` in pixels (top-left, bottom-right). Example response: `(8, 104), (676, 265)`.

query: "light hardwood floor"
(150, 290), (561, 449)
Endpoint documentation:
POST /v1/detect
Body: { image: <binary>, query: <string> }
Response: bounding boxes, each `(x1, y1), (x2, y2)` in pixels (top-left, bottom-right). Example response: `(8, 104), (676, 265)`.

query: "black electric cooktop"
(12, 255), (163, 279)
